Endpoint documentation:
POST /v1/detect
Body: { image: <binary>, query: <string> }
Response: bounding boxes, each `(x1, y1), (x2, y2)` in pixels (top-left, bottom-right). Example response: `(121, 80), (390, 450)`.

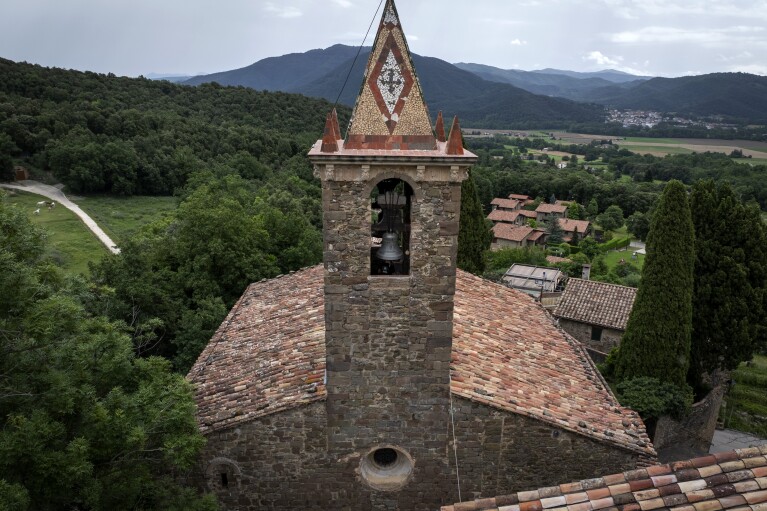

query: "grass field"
(73, 195), (177, 244)
(618, 144), (695, 156)
(602, 248), (645, 270)
(5, 190), (107, 274)
(721, 355), (767, 437)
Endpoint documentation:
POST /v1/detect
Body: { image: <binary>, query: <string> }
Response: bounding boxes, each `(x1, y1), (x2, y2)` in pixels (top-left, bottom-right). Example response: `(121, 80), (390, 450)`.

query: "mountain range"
(182, 44), (767, 126)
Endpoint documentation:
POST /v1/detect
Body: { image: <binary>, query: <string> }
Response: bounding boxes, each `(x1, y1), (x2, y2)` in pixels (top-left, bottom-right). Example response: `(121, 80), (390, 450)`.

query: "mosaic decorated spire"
(345, 0), (436, 150)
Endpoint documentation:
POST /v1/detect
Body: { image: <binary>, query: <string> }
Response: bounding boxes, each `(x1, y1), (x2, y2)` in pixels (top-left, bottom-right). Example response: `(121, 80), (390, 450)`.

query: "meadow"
(73, 195), (178, 243)
(5, 190), (107, 274)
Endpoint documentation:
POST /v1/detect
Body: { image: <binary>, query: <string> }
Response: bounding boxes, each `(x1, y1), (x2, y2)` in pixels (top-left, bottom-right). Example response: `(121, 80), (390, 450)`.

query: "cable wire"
(332, 0), (385, 109)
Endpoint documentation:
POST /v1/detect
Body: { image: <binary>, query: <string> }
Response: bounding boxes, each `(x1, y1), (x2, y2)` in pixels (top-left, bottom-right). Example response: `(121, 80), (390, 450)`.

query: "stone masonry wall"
(558, 318), (624, 354)
(320, 163), (465, 508)
(450, 398), (642, 502)
(193, 399), (643, 510)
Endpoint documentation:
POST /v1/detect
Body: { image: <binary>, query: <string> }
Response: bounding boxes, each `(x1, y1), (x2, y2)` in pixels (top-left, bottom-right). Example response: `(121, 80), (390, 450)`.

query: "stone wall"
(450, 398), (643, 502)
(193, 399), (645, 510)
(558, 318), (623, 354)
(653, 384), (727, 460)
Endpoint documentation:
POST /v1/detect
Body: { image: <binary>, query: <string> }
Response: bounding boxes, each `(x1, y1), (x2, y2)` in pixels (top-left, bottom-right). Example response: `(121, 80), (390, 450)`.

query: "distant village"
(606, 109), (739, 130)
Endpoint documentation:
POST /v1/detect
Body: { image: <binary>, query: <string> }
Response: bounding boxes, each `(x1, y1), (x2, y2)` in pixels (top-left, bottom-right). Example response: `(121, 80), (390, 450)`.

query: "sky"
(1, 0), (766, 79)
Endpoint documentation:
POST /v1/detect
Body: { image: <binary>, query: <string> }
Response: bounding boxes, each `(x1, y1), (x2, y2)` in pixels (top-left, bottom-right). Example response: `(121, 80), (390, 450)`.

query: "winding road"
(1, 180), (120, 254)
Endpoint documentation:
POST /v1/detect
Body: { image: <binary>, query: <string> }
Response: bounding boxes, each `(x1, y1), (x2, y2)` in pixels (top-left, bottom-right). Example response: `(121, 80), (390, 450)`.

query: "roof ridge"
(568, 277), (639, 292)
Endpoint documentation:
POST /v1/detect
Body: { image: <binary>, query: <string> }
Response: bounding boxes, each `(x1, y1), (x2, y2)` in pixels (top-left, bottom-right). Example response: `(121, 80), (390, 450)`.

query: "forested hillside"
(185, 49), (606, 129)
(0, 57), (346, 195)
(579, 73), (767, 123)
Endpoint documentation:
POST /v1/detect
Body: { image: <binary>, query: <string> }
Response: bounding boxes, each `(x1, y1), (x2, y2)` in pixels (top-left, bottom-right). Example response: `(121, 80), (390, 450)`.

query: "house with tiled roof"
(186, 2), (656, 509)
(537, 203), (569, 222)
(558, 218), (592, 242)
(487, 209), (521, 225)
(442, 446), (767, 511)
(491, 224), (547, 249)
(491, 197), (521, 211)
(553, 278), (637, 355)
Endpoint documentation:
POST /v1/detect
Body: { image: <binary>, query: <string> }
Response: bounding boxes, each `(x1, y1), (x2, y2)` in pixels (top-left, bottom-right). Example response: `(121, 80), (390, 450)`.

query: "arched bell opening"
(370, 178), (412, 276)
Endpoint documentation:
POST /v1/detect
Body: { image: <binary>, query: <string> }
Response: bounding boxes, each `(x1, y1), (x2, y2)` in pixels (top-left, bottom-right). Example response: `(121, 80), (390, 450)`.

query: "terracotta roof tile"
(559, 218), (591, 234)
(488, 209), (521, 224)
(188, 266), (653, 457)
(536, 203), (568, 214)
(509, 194), (531, 201)
(493, 224), (534, 242)
(553, 279), (637, 331)
(492, 198), (521, 210)
(442, 447), (767, 511)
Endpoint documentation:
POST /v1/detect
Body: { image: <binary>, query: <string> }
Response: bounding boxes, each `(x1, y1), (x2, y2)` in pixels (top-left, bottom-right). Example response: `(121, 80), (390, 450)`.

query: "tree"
(458, 170), (492, 274)
(688, 181), (767, 389)
(626, 211), (650, 241)
(567, 201), (585, 220)
(549, 193), (557, 204)
(545, 218), (565, 246)
(596, 204), (625, 232)
(571, 226), (580, 245)
(586, 198), (599, 220)
(614, 180), (695, 388)
(0, 194), (215, 511)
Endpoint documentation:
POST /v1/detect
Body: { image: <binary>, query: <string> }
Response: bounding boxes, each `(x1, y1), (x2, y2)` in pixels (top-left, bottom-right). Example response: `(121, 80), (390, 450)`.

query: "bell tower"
(309, 0), (476, 505)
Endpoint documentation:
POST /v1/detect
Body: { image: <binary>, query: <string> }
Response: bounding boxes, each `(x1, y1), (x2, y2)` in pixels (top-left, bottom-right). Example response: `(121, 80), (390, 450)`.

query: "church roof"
(441, 446), (767, 511)
(188, 266), (654, 458)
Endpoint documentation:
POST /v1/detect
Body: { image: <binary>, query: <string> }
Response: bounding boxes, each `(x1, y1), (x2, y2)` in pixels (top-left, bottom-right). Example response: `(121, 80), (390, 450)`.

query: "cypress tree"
(614, 180), (695, 388)
(545, 218), (565, 246)
(457, 170), (492, 275)
(688, 180), (767, 388)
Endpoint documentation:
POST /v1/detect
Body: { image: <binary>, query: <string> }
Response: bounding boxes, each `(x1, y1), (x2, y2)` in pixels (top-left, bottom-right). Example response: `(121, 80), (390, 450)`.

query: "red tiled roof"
(188, 266), (326, 433)
(491, 198), (520, 210)
(547, 256), (571, 264)
(493, 224), (534, 242)
(559, 218), (591, 234)
(488, 209), (520, 224)
(441, 446), (767, 511)
(509, 194), (531, 201)
(537, 203), (568, 214)
(519, 210), (539, 218)
(188, 266), (654, 457)
(528, 229), (546, 241)
(554, 278), (637, 331)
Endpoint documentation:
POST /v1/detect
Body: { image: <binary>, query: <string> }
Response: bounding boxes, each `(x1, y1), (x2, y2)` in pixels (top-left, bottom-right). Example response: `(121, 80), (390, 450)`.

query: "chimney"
(581, 264), (591, 281)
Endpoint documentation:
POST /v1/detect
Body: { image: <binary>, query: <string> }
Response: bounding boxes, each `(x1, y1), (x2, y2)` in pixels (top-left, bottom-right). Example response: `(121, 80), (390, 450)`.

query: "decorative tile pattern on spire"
(345, 0), (436, 150)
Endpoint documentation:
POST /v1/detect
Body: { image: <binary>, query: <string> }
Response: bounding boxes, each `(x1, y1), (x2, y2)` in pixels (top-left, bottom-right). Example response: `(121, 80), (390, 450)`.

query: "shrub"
(616, 377), (693, 421)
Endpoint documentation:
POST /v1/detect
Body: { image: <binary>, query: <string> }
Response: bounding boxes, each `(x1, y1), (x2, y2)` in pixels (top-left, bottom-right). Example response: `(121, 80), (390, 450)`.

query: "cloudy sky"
(1, 0), (766, 78)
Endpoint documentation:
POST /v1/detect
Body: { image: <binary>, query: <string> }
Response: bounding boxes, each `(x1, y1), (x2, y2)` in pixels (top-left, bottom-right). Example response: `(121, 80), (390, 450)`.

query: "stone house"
(553, 278), (637, 355)
(558, 218), (591, 242)
(487, 208), (520, 224)
(490, 197), (521, 211)
(491, 223), (546, 249)
(536, 203), (568, 222)
(186, 2), (655, 509)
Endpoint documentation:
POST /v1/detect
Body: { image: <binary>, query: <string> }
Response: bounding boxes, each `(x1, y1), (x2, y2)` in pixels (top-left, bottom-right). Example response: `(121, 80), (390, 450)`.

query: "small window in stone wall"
(370, 178), (412, 276)
(205, 457), (241, 493)
(591, 326), (603, 342)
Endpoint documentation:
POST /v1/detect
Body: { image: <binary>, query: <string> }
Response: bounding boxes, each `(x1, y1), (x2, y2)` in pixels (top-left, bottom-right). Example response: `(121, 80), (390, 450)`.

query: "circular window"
(359, 445), (414, 491)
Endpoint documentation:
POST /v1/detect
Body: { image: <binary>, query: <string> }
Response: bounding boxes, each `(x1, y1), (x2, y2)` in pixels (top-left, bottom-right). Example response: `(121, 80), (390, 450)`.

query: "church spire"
(345, 0), (436, 150)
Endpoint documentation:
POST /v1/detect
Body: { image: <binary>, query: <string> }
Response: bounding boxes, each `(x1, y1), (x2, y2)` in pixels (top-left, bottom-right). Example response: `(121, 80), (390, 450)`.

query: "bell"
(377, 231), (404, 261)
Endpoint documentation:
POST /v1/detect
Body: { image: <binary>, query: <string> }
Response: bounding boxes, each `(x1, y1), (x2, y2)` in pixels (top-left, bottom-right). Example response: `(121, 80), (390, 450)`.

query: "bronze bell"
(377, 231), (404, 261)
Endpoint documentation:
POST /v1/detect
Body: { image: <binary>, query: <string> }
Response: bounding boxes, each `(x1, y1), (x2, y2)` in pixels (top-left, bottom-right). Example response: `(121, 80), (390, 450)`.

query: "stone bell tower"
(309, 0), (476, 505)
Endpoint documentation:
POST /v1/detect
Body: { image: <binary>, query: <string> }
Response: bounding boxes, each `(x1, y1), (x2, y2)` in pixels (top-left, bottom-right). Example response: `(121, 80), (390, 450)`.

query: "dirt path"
(1, 180), (120, 254)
